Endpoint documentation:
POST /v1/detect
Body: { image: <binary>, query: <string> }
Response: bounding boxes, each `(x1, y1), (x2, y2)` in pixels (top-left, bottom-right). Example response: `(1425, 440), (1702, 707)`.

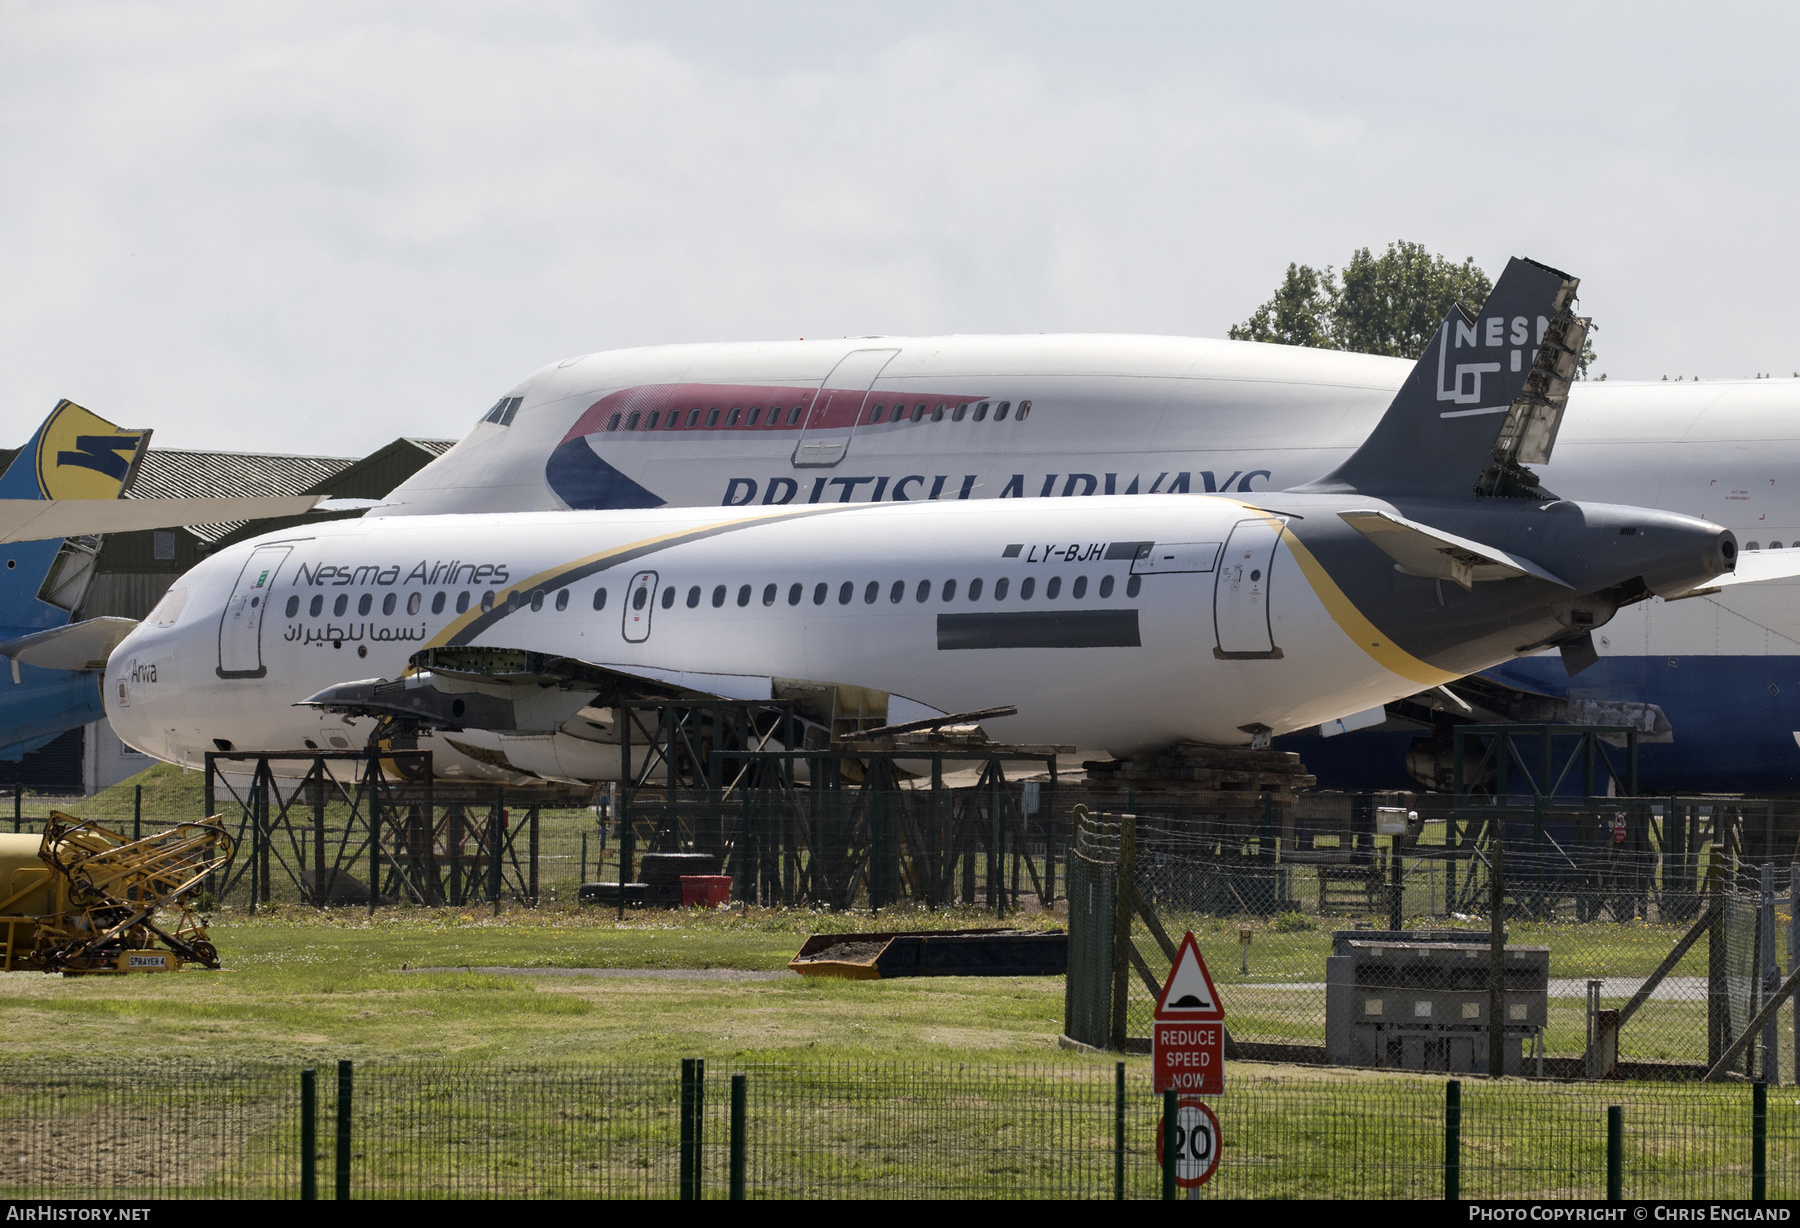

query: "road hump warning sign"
(1154, 931), (1225, 1021)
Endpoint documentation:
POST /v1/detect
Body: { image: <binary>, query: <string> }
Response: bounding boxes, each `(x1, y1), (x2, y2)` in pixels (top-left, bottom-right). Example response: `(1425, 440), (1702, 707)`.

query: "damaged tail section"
(1299, 257), (1589, 499)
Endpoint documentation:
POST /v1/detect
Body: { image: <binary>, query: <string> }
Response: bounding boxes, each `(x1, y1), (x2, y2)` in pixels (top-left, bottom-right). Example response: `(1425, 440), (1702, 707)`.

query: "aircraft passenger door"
(791, 348), (899, 468)
(622, 570), (658, 643)
(217, 545), (293, 678)
(1213, 518), (1285, 660)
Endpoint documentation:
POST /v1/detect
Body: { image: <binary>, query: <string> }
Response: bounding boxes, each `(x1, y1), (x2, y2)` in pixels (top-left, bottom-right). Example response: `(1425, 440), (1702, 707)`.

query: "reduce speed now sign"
(1152, 931), (1225, 1096)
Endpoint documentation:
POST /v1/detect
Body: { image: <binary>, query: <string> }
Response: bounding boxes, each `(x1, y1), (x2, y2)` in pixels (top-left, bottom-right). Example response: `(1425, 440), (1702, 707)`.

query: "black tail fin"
(1297, 256), (1588, 498)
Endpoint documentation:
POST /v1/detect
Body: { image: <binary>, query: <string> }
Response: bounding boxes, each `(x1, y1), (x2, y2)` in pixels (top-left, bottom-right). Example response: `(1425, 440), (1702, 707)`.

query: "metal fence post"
(1444, 1079), (1460, 1201)
(300, 1068), (316, 1201)
(680, 1057), (705, 1200)
(1114, 1061), (1125, 1201)
(1111, 814), (1136, 1051)
(1762, 864), (1780, 1084)
(490, 787), (505, 916)
(133, 784), (142, 842)
(1161, 1088), (1177, 1200)
(1754, 1080), (1768, 1201)
(1605, 1104), (1622, 1202)
(335, 1059), (352, 1201)
(1488, 834), (1505, 1078)
(729, 1073), (746, 1201)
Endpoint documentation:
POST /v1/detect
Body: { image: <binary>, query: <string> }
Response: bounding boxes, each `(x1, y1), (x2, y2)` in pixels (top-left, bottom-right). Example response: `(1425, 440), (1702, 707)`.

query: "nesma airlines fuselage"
(370, 334), (1800, 792)
(105, 260), (1746, 785)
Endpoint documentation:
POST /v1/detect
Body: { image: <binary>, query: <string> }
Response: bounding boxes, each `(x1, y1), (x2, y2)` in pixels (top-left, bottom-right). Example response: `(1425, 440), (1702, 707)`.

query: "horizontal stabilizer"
(0, 495), (341, 543)
(1339, 509), (1571, 590)
(0, 616), (137, 671)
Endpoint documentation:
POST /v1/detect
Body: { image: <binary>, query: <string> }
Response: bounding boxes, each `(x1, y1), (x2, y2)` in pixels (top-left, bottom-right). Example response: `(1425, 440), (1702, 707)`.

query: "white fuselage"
(107, 496), (1477, 783)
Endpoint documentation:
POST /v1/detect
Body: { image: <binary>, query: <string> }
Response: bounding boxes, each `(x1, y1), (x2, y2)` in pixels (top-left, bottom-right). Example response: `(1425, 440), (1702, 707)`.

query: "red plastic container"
(680, 875), (732, 908)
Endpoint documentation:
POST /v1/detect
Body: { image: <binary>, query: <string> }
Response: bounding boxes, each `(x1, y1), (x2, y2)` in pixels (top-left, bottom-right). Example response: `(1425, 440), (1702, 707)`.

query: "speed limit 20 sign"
(1155, 1097), (1221, 1189)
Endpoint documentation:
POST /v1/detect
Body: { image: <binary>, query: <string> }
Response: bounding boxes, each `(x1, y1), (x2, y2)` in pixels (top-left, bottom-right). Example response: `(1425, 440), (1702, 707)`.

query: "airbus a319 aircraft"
(106, 260), (1749, 788)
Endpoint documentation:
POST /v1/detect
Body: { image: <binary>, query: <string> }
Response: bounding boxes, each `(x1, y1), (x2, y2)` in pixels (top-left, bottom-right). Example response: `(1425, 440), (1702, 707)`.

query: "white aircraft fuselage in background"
(373, 335), (1800, 792)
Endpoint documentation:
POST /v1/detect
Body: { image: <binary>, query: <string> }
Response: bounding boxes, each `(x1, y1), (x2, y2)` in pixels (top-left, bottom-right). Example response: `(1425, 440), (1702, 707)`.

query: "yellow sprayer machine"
(0, 811), (232, 974)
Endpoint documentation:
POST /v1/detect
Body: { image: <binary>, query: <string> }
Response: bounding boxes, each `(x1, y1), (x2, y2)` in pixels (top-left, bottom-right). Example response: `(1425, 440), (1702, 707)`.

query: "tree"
(1231, 241), (1595, 376)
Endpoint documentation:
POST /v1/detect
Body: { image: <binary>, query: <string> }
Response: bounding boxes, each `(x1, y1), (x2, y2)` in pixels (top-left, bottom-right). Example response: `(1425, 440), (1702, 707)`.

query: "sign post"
(1153, 930), (1225, 1194)
(1152, 930), (1226, 1096)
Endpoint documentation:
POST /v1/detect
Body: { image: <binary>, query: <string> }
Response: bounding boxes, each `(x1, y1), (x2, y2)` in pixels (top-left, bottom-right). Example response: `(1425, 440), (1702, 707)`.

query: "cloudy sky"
(1, 2), (1795, 456)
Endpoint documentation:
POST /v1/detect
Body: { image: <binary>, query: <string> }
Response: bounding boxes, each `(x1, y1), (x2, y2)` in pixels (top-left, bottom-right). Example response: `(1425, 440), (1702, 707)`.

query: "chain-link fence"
(0, 1060), (1792, 1200)
(1067, 807), (1799, 1081)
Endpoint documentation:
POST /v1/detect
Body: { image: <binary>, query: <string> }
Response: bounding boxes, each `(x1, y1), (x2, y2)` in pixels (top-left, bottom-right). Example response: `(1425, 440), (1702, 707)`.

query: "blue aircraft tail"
(0, 401), (150, 760)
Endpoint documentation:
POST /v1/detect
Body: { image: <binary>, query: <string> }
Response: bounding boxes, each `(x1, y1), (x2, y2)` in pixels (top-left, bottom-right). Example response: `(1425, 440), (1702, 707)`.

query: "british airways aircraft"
(364, 302), (1800, 793)
(104, 260), (1755, 790)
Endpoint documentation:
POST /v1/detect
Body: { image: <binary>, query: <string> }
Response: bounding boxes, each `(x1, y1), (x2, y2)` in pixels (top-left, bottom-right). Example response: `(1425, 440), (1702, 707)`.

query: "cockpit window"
(148, 586), (188, 627)
(481, 396), (523, 426)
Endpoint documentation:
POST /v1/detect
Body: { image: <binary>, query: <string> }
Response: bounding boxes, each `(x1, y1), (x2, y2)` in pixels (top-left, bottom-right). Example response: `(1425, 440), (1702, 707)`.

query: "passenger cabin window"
(942, 579), (957, 601)
(687, 586), (701, 608)
(736, 584), (751, 607)
(530, 590), (544, 612)
(1099, 576), (1114, 598)
(645, 411), (660, 430)
(431, 593), (445, 615)
(762, 583), (777, 606)
(334, 594), (348, 616)
(1046, 577), (1061, 599)
(995, 401), (1011, 421)
(712, 585), (727, 608)
(748, 407), (762, 426)
(408, 592), (422, 615)
(285, 596), (299, 617)
(870, 405), (886, 423)
(606, 413), (621, 431)
(358, 594), (373, 616)
(381, 593), (396, 615)
(686, 409), (701, 427)
(592, 588), (607, 611)
(968, 578), (984, 600)
(953, 403), (968, 421)
(727, 408), (742, 427)
(838, 582), (853, 605)
(1017, 400), (1032, 420)
(310, 595), (324, 617)
(889, 580), (904, 603)
(812, 582), (827, 605)
(994, 577), (1010, 600)
(973, 402), (989, 422)
(863, 581), (879, 604)
(706, 408), (720, 426)
(1019, 577), (1035, 600)
(661, 587), (675, 609)
(915, 579), (930, 602)
(1072, 577), (1087, 599)
(787, 406), (804, 425)
(481, 592), (496, 612)
(456, 592), (470, 614)
(788, 583), (802, 605)
(555, 590), (569, 611)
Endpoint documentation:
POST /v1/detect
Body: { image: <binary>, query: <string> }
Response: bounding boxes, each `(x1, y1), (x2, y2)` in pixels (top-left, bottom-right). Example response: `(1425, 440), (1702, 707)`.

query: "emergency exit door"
(1213, 518), (1284, 659)
(622, 570), (658, 643)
